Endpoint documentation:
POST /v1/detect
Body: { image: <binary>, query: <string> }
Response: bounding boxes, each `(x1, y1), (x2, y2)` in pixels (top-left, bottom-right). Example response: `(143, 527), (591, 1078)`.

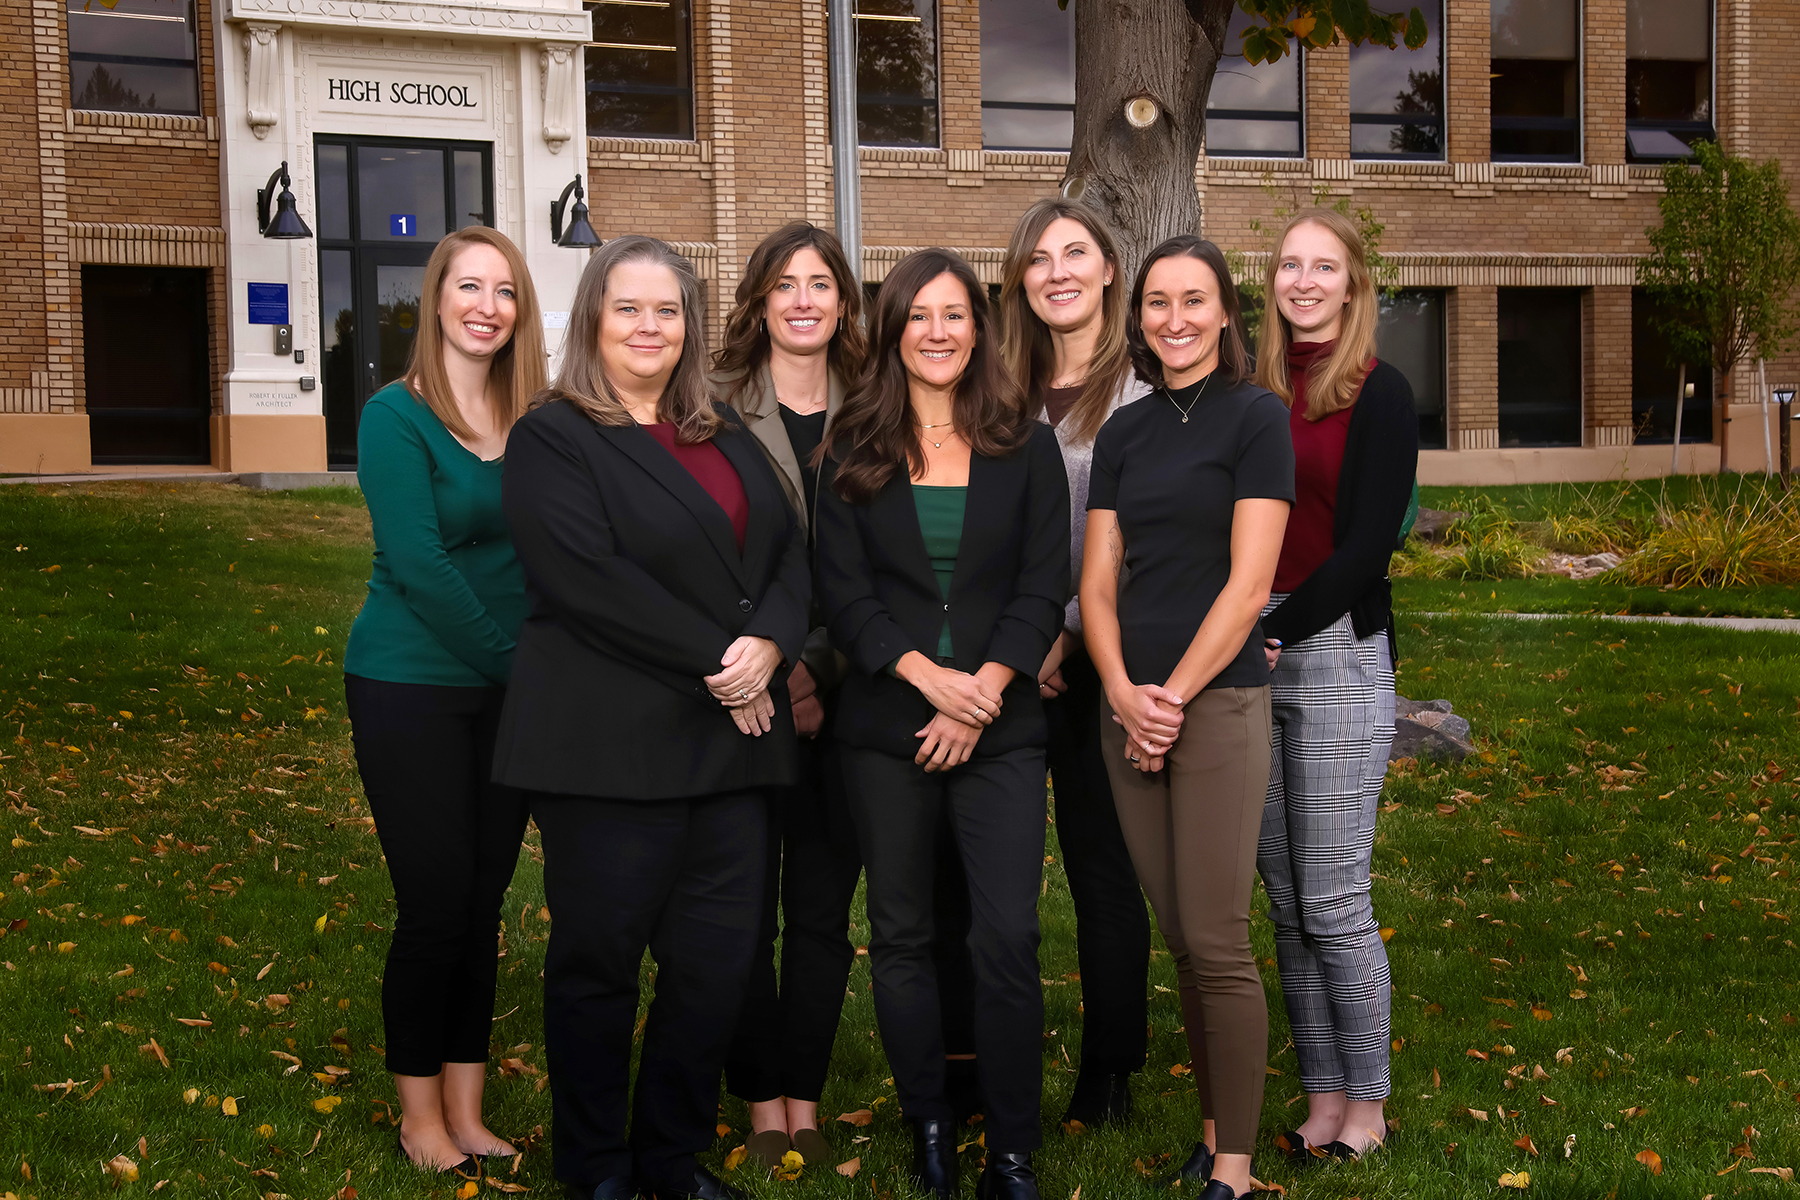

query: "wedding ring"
(1128, 754), (1140, 763)
(739, 689), (749, 700)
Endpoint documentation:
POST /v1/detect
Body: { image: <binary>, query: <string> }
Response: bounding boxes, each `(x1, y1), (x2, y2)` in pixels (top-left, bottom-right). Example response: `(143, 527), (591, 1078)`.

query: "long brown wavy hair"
(1126, 235), (1250, 389)
(997, 198), (1133, 444)
(827, 248), (1030, 504)
(1255, 207), (1379, 420)
(538, 235), (724, 444)
(713, 221), (869, 404)
(404, 226), (546, 442)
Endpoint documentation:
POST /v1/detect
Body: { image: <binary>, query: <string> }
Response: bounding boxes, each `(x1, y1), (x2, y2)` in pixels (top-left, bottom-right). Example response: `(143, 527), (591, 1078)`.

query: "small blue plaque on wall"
(247, 282), (289, 325)
(390, 214), (417, 236)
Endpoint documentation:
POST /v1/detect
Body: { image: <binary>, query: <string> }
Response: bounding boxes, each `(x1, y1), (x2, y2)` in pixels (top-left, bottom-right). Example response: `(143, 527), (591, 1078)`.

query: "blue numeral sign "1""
(390, 214), (417, 236)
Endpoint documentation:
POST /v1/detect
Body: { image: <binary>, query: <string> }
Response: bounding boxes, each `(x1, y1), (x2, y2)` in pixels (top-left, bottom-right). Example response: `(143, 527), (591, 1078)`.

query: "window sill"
(587, 135), (708, 162)
(67, 109), (214, 139)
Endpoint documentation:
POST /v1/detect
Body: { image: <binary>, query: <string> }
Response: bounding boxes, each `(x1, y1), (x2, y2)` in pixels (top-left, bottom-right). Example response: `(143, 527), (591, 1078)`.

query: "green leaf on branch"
(1404, 6), (1428, 48)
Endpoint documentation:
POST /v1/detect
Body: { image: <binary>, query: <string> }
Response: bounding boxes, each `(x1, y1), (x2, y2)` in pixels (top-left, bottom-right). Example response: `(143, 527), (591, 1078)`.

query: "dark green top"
(913, 484), (966, 659)
(343, 382), (527, 687)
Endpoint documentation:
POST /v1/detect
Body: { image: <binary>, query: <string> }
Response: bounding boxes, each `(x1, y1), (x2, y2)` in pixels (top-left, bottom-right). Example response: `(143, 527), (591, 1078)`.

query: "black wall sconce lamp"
(551, 176), (602, 248)
(256, 161), (313, 239)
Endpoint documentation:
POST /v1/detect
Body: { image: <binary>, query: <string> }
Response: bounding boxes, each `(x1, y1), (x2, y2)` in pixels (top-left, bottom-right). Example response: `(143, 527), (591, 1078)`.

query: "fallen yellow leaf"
(258, 1124), (274, 1138)
(313, 914), (328, 934)
(312, 1096), (342, 1113)
(1469, 1109), (1490, 1122)
(722, 1146), (747, 1172)
(1636, 1149), (1663, 1175)
(1169, 1063), (1192, 1077)
(221, 1096), (239, 1117)
(836, 1158), (861, 1178)
(1378, 927), (1396, 943)
(456, 1182), (478, 1200)
(57, 942), (75, 954)
(182, 1088), (199, 1104)
(105, 1155), (139, 1184)
(1498, 1170), (1530, 1189)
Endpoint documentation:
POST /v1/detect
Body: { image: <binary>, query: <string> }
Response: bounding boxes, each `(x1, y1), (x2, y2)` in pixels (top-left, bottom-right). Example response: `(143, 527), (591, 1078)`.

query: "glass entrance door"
(314, 136), (492, 468)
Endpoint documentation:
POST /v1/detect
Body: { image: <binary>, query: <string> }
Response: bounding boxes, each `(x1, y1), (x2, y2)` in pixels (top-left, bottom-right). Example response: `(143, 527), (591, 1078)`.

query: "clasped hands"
(899, 654), (1009, 774)
(704, 635), (784, 737)
(1109, 682), (1185, 773)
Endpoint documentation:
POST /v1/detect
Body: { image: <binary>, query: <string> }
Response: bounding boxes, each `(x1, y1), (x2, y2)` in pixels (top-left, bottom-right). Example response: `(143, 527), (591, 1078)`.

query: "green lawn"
(3, 482), (1800, 1200)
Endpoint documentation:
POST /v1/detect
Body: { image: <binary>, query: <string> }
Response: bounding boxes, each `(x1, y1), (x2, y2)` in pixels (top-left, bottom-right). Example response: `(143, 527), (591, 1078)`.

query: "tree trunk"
(1067, 0), (1234, 278)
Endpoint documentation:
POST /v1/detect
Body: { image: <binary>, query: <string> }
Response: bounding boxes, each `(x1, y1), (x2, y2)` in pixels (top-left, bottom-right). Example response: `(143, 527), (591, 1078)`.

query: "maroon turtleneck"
(1273, 339), (1358, 594)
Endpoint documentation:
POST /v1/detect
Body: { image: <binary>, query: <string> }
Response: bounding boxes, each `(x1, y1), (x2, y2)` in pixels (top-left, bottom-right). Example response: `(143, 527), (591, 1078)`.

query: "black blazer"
(493, 399), (811, 800)
(1261, 360), (1418, 656)
(814, 422), (1070, 760)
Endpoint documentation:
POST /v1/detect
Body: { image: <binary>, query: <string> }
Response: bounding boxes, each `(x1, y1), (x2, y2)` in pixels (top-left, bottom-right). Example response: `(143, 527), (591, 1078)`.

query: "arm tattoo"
(1107, 524), (1125, 578)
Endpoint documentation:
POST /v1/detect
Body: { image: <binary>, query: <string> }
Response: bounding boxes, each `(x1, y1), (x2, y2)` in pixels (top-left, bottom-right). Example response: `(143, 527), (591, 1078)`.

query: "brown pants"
(1102, 686), (1272, 1155)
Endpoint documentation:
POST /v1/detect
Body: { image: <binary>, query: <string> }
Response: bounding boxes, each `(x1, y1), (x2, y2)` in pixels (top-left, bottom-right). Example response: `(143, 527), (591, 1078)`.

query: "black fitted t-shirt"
(777, 404), (829, 516)
(1088, 373), (1296, 690)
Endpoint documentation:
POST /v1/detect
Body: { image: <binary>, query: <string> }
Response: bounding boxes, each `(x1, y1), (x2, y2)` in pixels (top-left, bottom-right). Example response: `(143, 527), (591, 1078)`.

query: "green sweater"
(343, 383), (526, 687)
(913, 484), (966, 660)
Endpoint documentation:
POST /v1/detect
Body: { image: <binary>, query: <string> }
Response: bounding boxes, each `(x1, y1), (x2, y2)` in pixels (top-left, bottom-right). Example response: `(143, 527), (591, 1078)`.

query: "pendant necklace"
(921, 420), (956, 449)
(1163, 372), (1213, 424)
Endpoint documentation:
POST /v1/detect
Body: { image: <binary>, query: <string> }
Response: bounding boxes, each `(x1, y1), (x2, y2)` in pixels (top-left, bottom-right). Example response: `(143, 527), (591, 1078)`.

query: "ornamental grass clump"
(1619, 485), (1800, 588)
(1441, 497), (1539, 581)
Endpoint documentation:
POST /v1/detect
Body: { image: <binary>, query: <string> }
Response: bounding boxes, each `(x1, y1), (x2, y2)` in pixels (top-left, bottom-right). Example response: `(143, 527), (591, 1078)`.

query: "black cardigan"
(1261, 360), (1418, 654)
(814, 423), (1070, 760)
(493, 400), (811, 800)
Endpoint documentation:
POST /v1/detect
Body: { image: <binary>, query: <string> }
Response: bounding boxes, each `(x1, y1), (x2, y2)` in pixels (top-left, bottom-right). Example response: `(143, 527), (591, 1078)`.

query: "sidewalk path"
(1409, 610), (1800, 635)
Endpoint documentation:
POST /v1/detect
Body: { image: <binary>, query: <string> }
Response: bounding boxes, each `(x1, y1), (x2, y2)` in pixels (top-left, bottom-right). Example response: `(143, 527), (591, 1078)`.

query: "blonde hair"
(998, 198), (1133, 445)
(405, 226), (547, 440)
(539, 235), (724, 444)
(1255, 207), (1379, 420)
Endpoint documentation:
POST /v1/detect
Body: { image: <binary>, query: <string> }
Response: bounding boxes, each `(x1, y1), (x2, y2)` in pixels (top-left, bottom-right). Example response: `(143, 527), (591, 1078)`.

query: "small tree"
(1637, 140), (1800, 468)
(1063, 0), (1426, 274)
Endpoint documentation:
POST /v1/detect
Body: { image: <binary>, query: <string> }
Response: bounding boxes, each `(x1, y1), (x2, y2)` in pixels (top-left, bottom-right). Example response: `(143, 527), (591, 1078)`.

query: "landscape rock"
(1538, 551), (1621, 580)
(1391, 694), (1476, 762)
(1411, 507), (1467, 543)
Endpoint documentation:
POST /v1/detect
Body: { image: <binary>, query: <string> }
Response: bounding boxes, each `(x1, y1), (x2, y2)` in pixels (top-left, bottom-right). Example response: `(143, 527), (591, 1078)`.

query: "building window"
(858, 0), (938, 147)
(1631, 288), (1713, 443)
(1497, 288), (1582, 446)
(1490, 0), (1579, 162)
(1378, 289), (1448, 449)
(980, 0), (1073, 151)
(67, 0), (199, 115)
(1626, 0), (1712, 161)
(1205, 6), (1303, 158)
(585, 0), (693, 140)
(1350, 0), (1443, 160)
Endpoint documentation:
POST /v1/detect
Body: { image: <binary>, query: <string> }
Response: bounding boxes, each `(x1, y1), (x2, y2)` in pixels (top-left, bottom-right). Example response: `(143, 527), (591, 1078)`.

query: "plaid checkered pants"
(1255, 602), (1395, 1100)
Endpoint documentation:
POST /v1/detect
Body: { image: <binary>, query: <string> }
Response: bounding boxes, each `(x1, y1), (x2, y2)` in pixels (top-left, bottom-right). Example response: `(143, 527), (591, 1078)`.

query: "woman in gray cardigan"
(996, 198), (1153, 1132)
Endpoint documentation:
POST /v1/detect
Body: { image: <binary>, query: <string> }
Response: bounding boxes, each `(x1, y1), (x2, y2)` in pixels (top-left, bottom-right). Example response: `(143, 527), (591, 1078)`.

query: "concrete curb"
(1409, 610), (1800, 635)
(1, 471), (359, 492)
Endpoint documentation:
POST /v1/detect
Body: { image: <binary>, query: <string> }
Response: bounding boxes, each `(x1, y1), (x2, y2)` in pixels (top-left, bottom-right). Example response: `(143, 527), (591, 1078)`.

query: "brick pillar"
(1584, 0), (1626, 165)
(700, 0), (738, 344)
(32, 0), (74, 415)
(1585, 286), (1633, 445)
(1447, 285), (1498, 449)
(1305, 41), (1349, 160)
(1445, 0), (1490, 163)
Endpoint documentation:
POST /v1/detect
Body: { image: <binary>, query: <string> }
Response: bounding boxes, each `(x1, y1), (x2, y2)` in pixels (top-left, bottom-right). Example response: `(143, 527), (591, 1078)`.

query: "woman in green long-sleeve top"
(342, 225), (546, 1182)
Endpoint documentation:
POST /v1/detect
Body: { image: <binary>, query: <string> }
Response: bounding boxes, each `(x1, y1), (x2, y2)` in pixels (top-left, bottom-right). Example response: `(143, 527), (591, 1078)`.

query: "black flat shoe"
(910, 1117), (958, 1198)
(1194, 1182), (1251, 1200)
(397, 1132), (480, 1180)
(649, 1167), (745, 1200)
(975, 1152), (1039, 1200)
(1154, 1141), (1213, 1188)
(565, 1179), (641, 1200)
(1275, 1128), (1326, 1167)
(1061, 1072), (1134, 1128)
(1324, 1120), (1390, 1160)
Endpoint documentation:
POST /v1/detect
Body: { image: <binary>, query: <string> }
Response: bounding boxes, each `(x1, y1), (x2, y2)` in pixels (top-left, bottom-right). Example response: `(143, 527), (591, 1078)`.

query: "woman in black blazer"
(814, 248), (1070, 1200)
(496, 236), (810, 1200)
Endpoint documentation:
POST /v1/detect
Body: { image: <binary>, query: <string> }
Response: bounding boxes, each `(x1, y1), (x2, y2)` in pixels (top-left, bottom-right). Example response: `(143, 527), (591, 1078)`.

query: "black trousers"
(725, 733), (863, 1103)
(843, 745), (1047, 1153)
(533, 790), (767, 1193)
(344, 674), (529, 1078)
(1044, 649), (1151, 1075)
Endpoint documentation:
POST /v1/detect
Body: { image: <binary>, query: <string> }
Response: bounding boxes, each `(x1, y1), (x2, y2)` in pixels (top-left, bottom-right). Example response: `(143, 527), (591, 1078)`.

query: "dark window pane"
(1626, 59), (1710, 122)
(858, 0), (938, 146)
(67, 0), (198, 114)
(979, 0), (1072, 150)
(454, 150), (487, 228)
(1206, 6), (1302, 156)
(1378, 289), (1447, 450)
(1491, 54), (1578, 158)
(67, 0), (195, 59)
(356, 146), (447, 242)
(315, 143), (351, 241)
(320, 250), (357, 466)
(376, 264), (426, 390)
(1497, 288), (1582, 447)
(1625, 0), (1710, 158)
(1631, 288), (1713, 443)
(586, 0), (692, 138)
(82, 265), (210, 463)
(1206, 117), (1301, 157)
(1350, 0), (1442, 159)
(68, 60), (198, 114)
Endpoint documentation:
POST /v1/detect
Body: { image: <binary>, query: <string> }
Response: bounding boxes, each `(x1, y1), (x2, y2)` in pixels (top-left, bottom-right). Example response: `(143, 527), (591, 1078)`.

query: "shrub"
(1618, 484), (1800, 587)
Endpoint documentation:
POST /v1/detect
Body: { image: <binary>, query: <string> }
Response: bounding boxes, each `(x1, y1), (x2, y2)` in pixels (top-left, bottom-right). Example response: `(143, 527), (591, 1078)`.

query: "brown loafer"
(791, 1126), (835, 1168)
(743, 1129), (792, 1172)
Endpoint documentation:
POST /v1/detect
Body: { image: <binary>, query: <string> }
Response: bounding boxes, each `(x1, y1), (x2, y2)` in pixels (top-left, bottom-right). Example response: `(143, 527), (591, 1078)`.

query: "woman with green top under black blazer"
(341, 226), (546, 1184)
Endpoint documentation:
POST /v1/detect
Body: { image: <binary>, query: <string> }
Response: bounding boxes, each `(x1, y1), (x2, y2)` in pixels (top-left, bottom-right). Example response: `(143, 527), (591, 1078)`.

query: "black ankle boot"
(910, 1118), (957, 1198)
(1060, 1072), (1133, 1128)
(1155, 1141), (1214, 1188)
(975, 1153), (1038, 1200)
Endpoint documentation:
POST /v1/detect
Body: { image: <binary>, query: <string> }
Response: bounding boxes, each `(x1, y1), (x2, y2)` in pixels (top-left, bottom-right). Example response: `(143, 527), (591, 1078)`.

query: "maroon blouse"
(1272, 340), (1358, 594)
(644, 422), (749, 552)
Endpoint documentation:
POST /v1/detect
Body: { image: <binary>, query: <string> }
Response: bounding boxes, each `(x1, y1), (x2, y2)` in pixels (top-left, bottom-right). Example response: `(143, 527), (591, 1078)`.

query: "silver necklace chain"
(1161, 372), (1214, 423)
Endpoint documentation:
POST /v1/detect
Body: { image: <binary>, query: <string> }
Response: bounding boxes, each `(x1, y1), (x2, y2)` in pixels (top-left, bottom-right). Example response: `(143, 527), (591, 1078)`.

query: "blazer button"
(943, 603), (950, 611)
(740, 598), (754, 612)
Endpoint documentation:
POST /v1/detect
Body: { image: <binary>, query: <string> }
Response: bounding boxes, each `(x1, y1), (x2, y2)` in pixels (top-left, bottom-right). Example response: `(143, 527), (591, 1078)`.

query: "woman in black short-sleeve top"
(1081, 235), (1293, 1200)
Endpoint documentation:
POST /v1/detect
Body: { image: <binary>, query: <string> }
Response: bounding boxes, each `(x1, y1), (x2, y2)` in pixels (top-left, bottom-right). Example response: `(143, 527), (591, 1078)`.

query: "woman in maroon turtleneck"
(1251, 209), (1419, 1166)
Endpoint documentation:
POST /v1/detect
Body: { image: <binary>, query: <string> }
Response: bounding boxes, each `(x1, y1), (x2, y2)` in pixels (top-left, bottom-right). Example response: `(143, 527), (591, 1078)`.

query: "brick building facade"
(2, 0), (1795, 481)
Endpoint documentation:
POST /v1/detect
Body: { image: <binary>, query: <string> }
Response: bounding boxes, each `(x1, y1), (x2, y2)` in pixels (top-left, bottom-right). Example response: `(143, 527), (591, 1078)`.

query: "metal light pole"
(829, 0), (862, 285)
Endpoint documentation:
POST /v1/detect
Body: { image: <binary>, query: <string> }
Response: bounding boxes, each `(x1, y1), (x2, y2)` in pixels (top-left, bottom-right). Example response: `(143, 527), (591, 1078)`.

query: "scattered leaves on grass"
(142, 1040), (170, 1069)
(221, 1096), (239, 1116)
(1636, 1149), (1663, 1175)
(773, 1150), (804, 1182)
(1498, 1171), (1530, 1189)
(1169, 1063), (1191, 1076)
(1751, 1167), (1796, 1181)
(1469, 1109), (1490, 1122)
(105, 1155), (139, 1185)
(182, 1087), (198, 1103)
(836, 1158), (860, 1178)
